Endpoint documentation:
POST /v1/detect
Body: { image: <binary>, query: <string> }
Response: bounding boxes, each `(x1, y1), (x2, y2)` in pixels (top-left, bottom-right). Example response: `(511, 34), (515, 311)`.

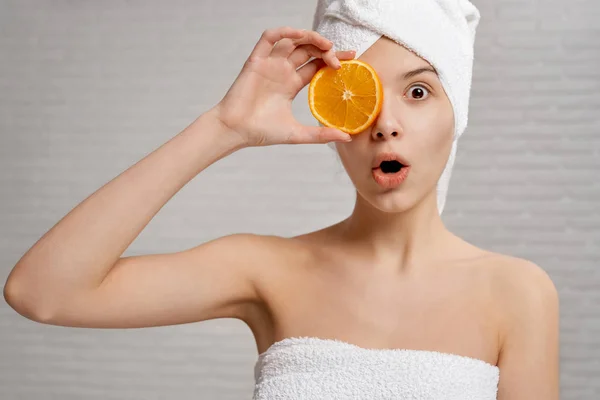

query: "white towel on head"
(312, 0), (481, 214)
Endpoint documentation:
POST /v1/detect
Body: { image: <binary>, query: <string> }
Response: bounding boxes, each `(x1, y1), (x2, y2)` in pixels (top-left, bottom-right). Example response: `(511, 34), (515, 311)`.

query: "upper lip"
(372, 151), (410, 169)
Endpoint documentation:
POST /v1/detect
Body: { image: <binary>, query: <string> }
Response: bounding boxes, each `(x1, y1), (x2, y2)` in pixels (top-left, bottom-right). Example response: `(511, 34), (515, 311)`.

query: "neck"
(337, 189), (454, 274)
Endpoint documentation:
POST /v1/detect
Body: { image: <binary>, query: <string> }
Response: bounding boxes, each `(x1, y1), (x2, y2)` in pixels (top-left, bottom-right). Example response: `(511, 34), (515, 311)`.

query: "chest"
(257, 256), (501, 366)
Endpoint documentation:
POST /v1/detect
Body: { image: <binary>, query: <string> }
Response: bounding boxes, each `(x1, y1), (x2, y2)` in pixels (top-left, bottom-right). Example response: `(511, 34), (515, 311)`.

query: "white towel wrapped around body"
(253, 337), (499, 399)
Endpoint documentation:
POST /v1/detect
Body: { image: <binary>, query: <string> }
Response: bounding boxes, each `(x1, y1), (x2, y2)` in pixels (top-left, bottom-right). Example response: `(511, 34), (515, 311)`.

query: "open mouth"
(371, 160), (410, 189)
(376, 160), (405, 173)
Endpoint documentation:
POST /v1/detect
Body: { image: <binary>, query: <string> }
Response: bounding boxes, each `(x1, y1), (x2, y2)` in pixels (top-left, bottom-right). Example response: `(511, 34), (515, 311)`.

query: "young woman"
(4, 23), (559, 400)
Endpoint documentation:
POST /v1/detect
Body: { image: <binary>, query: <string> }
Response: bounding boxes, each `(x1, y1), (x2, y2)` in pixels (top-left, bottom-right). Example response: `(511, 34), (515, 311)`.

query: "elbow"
(4, 273), (57, 324)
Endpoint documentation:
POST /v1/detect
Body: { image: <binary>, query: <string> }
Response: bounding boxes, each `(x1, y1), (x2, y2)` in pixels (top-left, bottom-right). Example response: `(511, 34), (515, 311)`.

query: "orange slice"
(308, 59), (383, 135)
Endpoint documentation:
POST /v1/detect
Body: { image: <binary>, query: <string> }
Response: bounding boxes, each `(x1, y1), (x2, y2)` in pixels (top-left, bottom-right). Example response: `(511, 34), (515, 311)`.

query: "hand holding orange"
(308, 59), (384, 135)
(214, 27), (357, 147)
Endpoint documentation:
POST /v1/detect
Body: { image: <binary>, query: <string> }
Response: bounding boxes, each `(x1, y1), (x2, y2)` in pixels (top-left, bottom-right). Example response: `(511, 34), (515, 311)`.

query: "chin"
(356, 186), (418, 214)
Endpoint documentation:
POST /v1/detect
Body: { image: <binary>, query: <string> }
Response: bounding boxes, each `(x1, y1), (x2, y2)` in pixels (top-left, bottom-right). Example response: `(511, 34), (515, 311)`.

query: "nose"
(372, 129), (399, 140)
(370, 100), (403, 142)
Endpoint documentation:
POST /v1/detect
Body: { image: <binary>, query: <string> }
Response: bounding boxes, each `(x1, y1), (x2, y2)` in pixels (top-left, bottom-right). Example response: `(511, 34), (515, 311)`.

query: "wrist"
(191, 105), (249, 152)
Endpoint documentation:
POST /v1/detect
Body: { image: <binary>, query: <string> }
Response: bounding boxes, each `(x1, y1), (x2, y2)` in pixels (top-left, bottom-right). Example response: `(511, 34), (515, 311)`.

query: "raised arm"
(4, 26), (353, 329)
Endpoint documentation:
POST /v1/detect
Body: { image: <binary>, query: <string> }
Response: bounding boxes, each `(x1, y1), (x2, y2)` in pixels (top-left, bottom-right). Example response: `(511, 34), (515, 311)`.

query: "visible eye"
(405, 84), (430, 100)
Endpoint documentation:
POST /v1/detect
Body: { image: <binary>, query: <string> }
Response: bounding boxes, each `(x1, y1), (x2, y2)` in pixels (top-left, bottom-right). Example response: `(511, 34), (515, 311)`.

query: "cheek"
(337, 146), (360, 173)
(411, 109), (454, 171)
(413, 115), (451, 150)
(336, 146), (371, 184)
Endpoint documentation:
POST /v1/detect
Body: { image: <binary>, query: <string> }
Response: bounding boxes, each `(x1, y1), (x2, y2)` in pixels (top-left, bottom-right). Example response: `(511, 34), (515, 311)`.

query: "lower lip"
(372, 166), (410, 189)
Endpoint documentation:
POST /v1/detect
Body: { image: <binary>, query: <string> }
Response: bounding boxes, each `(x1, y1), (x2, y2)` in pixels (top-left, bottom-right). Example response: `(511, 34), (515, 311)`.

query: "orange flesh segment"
(308, 60), (383, 134)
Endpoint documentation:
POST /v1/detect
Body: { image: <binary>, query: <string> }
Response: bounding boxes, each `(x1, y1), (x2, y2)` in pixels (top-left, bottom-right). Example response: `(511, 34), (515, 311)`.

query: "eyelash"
(404, 83), (431, 100)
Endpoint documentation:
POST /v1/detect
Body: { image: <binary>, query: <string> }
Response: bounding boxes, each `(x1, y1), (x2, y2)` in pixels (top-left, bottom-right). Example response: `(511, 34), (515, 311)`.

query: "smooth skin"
(4, 26), (559, 399)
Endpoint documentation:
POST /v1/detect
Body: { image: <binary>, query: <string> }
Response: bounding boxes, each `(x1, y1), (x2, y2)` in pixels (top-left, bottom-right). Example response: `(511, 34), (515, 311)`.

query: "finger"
(285, 122), (351, 145)
(337, 49), (357, 60)
(295, 49), (357, 88)
(249, 27), (305, 60)
(288, 44), (336, 69)
(296, 57), (327, 87)
(270, 38), (296, 59)
(290, 47), (356, 69)
(299, 125), (353, 145)
(289, 30), (334, 52)
(269, 29), (333, 59)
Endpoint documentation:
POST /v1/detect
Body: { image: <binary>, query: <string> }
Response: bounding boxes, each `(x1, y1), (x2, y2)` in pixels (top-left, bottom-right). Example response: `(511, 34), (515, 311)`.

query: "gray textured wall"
(1, 0), (598, 399)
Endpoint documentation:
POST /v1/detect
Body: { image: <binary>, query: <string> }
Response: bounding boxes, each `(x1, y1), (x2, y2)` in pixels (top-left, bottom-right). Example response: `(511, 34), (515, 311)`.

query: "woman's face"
(334, 36), (455, 213)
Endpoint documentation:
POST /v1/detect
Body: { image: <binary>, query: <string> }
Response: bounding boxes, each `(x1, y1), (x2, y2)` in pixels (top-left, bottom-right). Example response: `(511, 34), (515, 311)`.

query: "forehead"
(358, 36), (437, 80)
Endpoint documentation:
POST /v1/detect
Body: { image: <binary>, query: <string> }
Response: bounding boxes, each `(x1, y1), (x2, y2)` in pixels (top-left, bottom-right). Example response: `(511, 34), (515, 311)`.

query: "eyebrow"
(401, 66), (438, 80)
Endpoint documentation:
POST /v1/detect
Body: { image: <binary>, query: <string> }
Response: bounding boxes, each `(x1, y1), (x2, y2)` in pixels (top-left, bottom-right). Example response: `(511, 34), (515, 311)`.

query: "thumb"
(302, 125), (353, 144)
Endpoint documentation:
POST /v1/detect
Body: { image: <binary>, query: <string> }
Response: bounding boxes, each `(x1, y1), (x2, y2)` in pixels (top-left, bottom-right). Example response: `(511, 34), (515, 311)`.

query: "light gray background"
(1, 0), (598, 399)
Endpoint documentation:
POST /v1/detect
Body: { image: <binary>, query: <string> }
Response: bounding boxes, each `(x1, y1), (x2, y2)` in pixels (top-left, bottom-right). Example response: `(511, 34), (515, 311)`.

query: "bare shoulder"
(224, 231), (312, 255)
(485, 253), (559, 348)
(224, 232), (320, 340)
(487, 254), (558, 304)
(229, 231), (319, 284)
